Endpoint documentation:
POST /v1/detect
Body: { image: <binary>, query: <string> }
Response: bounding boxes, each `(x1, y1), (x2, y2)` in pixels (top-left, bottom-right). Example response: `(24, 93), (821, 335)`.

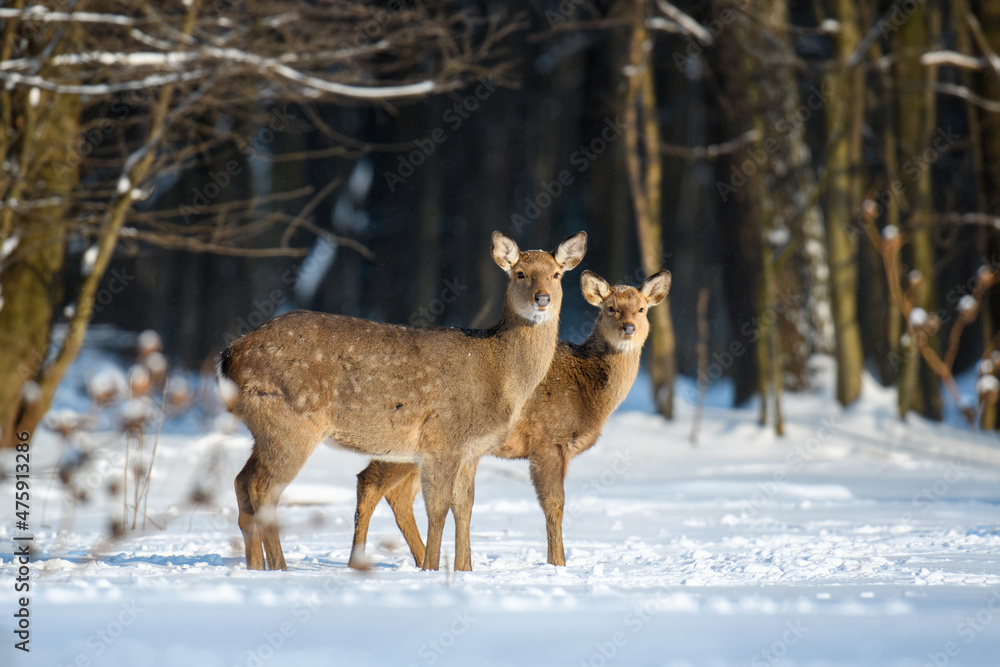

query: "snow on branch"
(921, 51), (989, 70)
(934, 212), (1000, 229)
(182, 44), (442, 99)
(0, 46), (441, 100)
(932, 83), (1000, 113)
(0, 69), (211, 95)
(0, 13), (477, 100)
(0, 6), (141, 26)
(0, 51), (200, 71)
(655, 0), (713, 45)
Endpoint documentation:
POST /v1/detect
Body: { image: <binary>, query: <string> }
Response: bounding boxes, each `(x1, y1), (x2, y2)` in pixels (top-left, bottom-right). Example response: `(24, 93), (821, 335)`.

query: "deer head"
(581, 270), (671, 351)
(492, 231), (588, 324)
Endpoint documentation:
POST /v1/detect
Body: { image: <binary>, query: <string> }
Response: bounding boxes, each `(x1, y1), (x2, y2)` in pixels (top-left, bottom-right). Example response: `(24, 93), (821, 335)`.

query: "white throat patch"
(611, 336), (637, 352)
(516, 302), (550, 324)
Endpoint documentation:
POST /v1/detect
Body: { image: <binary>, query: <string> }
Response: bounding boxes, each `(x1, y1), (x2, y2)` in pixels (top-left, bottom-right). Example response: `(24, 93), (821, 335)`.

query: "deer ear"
(640, 270), (671, 307)
(580, 270), (611, 307)
(553, 231), (587, 271)
(492, 231), (521, 271)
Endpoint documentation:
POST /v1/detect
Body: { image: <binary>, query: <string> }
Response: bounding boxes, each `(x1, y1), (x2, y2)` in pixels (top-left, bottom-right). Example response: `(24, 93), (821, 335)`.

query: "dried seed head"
(143, 352), (168, 383)
(908, 307), (928, 329)
(87, 368), (127, 406)
(881, 224), (901, 253)
(129, 364), (151, 397)
(977, 374), (1000, 400)
(166, 375), (193, 409)
(861, 199), (879, 222)
(137, 329), (163, 359)
(957, 295), (978, 322)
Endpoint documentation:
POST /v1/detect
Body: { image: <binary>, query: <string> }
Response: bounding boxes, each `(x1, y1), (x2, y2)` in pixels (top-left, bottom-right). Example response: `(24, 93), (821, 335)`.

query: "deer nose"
(534, 293), (550, 307)
(622, 323), (636, 336)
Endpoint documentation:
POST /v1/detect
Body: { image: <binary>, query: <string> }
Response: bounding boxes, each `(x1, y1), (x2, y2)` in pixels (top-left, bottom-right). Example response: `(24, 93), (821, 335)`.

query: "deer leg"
(451, 459), (480, 572)
(236, 453), (290, 571)
(384, 465), (425, 568)
(351, 460), (421, 569)
(529, 448), (569, 566)
(235, 418), (322, 571)
(235, 460), (265, 571)
(419, 454), (460, 571)
(258, 483), (288, 571)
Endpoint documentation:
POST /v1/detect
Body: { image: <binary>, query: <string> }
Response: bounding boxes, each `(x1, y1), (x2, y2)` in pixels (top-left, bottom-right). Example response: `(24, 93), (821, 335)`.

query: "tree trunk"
(0, 87), (80, 444)
(824, 0), (865, 406)
(893, 0), (943, 420)
(624, 0), (676, 419)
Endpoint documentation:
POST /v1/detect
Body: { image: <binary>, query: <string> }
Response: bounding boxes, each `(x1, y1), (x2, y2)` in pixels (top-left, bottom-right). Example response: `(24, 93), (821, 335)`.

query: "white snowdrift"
(3, 357), (1000, 667)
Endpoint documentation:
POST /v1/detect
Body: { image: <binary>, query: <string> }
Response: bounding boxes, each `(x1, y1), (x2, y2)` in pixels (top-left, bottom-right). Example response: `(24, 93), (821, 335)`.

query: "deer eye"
(607, 306), (615, 314)
(516, 271), (525, 279)
(553, 272), (561, 279)
(638, 307), (645, 313)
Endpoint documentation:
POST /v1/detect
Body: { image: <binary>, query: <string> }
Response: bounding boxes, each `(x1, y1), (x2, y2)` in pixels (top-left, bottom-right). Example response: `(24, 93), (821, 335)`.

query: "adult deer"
(349, 269), (671, 568)
(220, 231), (587, 571)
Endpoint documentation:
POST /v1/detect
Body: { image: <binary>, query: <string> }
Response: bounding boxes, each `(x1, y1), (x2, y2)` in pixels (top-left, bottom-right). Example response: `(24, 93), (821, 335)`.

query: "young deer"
(349, 269), (671, 568)
(220, 231), (587, 571)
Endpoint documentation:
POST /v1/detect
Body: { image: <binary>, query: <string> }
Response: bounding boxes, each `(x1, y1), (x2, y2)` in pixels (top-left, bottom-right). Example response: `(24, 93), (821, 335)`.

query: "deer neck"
(578, 332), (644, 412)
(492, 301), (561, 399)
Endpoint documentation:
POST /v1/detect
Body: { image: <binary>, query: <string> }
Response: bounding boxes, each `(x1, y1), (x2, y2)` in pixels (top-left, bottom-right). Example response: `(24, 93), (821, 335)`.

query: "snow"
(85, 366), (128, 404)
(4, 356), (1000, 666)
(81, 244), (99, 276)
(977, 374), (999, 397)
(294, 237), (337, 305)
(767, 227), (791, 246)
(137, 330), (162, 357)
(957, 295), (977, 315)
(0, 233), (18, 260)
(908, 307), (928, 328)
(881, 224), (899, 241)
(143, 352), (168, 379)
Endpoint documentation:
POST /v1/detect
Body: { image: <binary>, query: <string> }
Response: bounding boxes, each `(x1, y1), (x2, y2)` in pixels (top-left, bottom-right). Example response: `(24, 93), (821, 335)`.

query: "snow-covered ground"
(3, 357), (1000, 667)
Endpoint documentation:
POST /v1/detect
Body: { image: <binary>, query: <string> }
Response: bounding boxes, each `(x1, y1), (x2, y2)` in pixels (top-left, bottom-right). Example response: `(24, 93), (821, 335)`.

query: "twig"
(660, 129), (759, 161)
(931, 82), (1000, 112)
(864, 202), (981, 426)
(140, 380), (169, 531)
(933, 212), (1000, 229)
(965, 13), (1000, 84)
